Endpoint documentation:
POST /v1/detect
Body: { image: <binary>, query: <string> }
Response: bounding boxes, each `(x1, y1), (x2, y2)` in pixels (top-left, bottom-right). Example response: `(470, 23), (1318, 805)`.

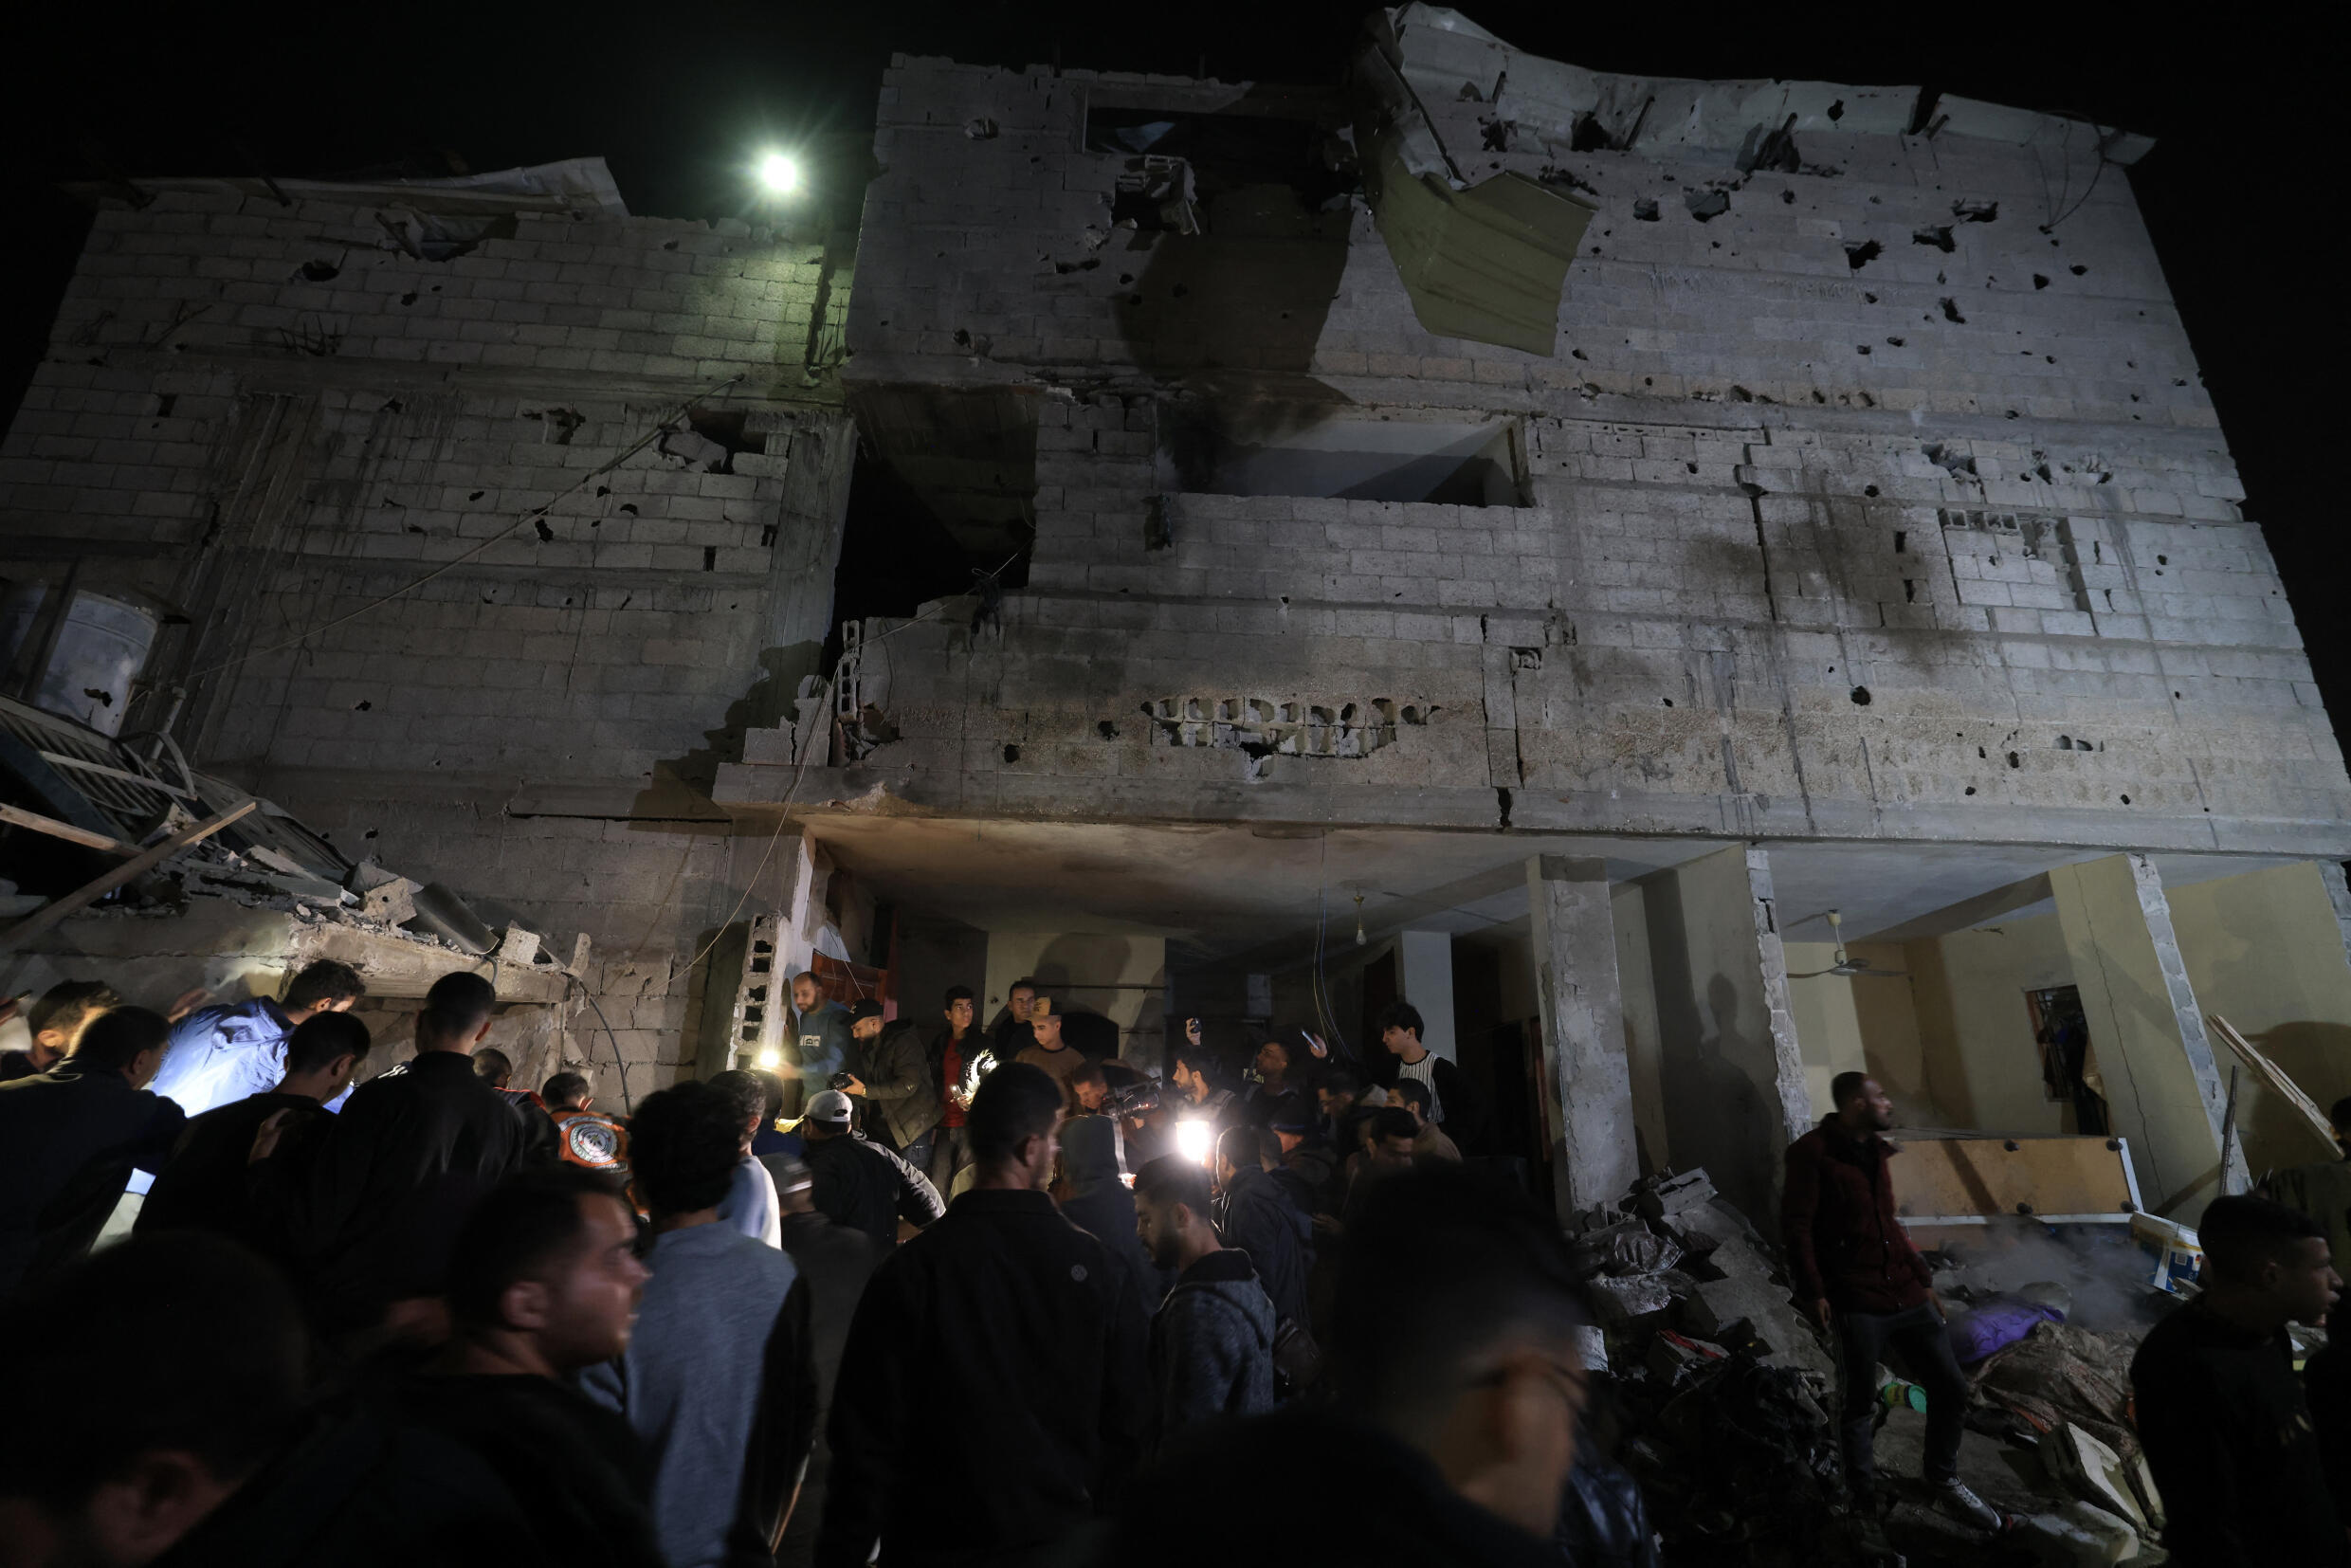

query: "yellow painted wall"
(2166, 862), (2351, 1178)
(1785, 941), (1868, 1118)
(1917, 915), (2076, 1137)
(1847, 942), (1933, 1125)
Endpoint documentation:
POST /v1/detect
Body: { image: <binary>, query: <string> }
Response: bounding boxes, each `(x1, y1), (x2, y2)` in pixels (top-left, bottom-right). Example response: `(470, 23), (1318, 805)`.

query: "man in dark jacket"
(799, 1088), (944, 1252)
(138, 1011), (373, 1243)
(840, 1000), (943, 1175)
(2133, 1194), (2343, 1564)
(1137, 1155), (1275, 1445)
(819, 1063), (1151, 1567)
(774, 1159), (880, 1568)
(1212, 1125), (1312, 1328)
(1058, 1114), (1159, 1310)
(1782, 1071), (1995, 1527)
(926, 985), (988, 1193)
(0, 979), (116, 1082)
(0, 1005), (183, 1297)
(282, 972), (540, 1334)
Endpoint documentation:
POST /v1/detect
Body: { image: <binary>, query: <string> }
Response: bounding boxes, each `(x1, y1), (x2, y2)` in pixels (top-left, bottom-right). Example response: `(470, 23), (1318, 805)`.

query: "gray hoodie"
(1151, 1248), (1277, 1443)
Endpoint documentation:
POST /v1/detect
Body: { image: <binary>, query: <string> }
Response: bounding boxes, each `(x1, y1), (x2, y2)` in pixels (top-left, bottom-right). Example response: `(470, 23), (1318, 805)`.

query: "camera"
(829, 1071), (856, 1091)
(1103, 1079), (1161, 1119)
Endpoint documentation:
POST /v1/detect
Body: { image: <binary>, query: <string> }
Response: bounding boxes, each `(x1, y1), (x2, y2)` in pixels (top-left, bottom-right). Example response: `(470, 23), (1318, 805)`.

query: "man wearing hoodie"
(1057, 1113), (1159, 1307)
(1135, 1154), (1276, 1444)
(1212, 1125), (1312, 1330)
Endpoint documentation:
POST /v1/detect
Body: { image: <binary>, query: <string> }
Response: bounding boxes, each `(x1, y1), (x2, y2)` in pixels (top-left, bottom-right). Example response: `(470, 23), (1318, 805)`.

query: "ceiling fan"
(1788, 910), (1910, 979)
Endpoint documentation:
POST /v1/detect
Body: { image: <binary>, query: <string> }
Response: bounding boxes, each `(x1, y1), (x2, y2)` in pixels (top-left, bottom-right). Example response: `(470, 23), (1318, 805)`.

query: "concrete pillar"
(1528, 855), (1638, 1214)
(2050, 853), (2239, 1218)
(1639, 844), (1814, 1227)
(1397, 930), (1457, 1061)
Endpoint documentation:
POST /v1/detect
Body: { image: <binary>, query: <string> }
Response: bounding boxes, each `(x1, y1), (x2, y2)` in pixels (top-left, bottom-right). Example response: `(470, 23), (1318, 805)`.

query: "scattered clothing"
(397, 1372), (665, 1568)
(803, 1129), (943, 1251)
(137, 1089), (327, 1242)
(1946, 1294), (2066, 1365)
(720, 1153), (783, 1249)
(1149, 1248), (1275, 1443)
(2133, 1299), (2343, 1565)
(0, 1064), (184, 1295)
(819, 1188), (1151, 1565)
(1971, 1319), (2141, 1464)
(581, 1223), (816, 1568)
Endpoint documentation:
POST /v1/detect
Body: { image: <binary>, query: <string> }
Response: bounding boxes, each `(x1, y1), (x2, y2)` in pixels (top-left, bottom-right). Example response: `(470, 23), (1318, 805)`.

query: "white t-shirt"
(1396, 1053), (1443, 1123)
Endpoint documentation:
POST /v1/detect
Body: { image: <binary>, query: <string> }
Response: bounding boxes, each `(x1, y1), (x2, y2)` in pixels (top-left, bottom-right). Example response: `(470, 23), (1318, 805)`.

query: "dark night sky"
(2, 4), (2335, 742)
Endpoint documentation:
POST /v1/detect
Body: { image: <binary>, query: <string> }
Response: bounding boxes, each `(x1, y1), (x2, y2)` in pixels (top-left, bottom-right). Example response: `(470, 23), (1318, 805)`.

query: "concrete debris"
(2015, 1501), (2143, 1565)
(2043, 1423), (2148, 1533)
(1587, 1272), (1674, 1330)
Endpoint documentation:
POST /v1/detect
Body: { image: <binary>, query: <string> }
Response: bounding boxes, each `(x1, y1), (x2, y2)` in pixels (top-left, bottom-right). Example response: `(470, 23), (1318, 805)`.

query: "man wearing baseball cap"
(798, 1087), (943, 1252)
(837, 1000), (943, 1179)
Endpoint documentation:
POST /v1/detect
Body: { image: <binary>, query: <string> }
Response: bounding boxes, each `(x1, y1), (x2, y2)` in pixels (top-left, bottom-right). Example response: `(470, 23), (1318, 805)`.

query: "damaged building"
(6, 6), (2350, 1247)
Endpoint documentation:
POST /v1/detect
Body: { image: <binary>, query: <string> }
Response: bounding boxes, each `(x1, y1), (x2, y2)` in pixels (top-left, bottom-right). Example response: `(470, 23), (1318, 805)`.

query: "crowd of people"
(5, 967), (2351, 1565)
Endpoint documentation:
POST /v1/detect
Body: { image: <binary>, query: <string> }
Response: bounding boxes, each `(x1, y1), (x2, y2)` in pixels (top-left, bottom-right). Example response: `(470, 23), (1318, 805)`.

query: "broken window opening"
(1157, 406), (1527, 507)
(0, 579), (166, 738)
(1086, 107), (1356, 234)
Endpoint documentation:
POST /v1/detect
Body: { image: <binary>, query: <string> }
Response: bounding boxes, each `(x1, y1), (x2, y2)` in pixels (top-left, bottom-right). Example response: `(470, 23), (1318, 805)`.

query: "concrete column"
(1397, 930), (1457, 1061)
(2050, 853), (2239, 1217)
(1638, 843), (1813, 1227)
(1528, 855), (1638, 1215)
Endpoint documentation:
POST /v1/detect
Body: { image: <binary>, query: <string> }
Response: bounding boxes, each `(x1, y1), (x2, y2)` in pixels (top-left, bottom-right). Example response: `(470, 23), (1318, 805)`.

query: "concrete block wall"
(756, 56), (2350, 858)
(0, 184), (856, 1090)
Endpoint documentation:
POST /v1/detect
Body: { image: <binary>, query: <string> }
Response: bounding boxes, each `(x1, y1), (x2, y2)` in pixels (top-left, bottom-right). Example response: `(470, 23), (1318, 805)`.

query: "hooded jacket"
(1057, 1116), (1157, 1311)
(1212, 1163), (1312, 1327)
(851, 1018), (941, 1152)
(1151, 1249), (1276, 1443)
(1780, 1116), (1931, 1314)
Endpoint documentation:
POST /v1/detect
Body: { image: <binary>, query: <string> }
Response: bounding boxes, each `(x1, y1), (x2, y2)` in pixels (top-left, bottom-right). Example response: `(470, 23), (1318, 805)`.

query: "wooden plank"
(2210, 1012), (2338, 1157)
(0, 800), (256, 955)
(1886, 1132), (2138, 1220)
(0, 802), (139, 856)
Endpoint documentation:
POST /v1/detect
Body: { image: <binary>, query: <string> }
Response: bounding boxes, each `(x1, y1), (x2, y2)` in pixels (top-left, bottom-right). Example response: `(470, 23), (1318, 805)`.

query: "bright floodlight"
(1175, 1118), (1215, 1165)
(755, 1048), (782, 1071)
(758, 153), (800, 193)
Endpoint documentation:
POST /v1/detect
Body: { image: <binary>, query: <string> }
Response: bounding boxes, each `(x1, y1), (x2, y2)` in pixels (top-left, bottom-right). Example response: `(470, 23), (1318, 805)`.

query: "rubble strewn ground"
(1575, 1168), (2197, 1565)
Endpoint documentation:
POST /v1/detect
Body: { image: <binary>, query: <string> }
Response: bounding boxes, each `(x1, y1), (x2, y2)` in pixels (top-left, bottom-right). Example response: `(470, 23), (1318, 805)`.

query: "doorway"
(2025, 985), (2109, 1136)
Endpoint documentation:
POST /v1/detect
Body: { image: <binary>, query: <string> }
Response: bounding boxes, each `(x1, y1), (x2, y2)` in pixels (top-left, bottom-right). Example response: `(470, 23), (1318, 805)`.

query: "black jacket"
(1058, 1116), (1160, 1318)
(1212, 1163), (1312, 1327)
(852, 1018), (942, 1152)
(778, 1210), (881, 1418)
(805, 1128), (943, 1251)
(1096, 1405), (1556, 1568)
(153, 1405), (546, 1568)
(395, 1373), (663, 1568)
(818, 1188), (1152, 1566)
(0, 1065), (184, 1296)
(284, 1050), (541, 1326)
(2132, 1299), (2343, 1566)
(137, 1090), (327, 1244)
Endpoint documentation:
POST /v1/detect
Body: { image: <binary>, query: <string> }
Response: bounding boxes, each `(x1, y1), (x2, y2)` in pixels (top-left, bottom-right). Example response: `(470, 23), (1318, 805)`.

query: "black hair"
(706, 1068), (767, 1124)
(1332, 1165), (1587, 1428)
(472, 1047), (513, 1083)
(1321, 1067), (1365, 1097)
(2201, 1194), (2328, 1284)
(70, 1006), (168, 1075)
(283, 958), (365, 1012)
(1136, 1153), (1214, 1216)
(1173, 1043), (1222, 1082)
(28, 980), (117, 1036)
(1369, 1106), (1419, 1143)
(420, 971), (496, 1043)
(1259, 1035), (1294, 1069)
(629, 1081), (748, 1215)
(1376, 999), (1425, 1040)
(1390, 1078), (1431, 1112)
(1009, 976), (1040, 994)
(1829, 1070), (1871, 1109)
(447, 1166), (625, 1325)
(1215, 1123), (1265, 1173)
(283, 1012), (372, 1076)
(944, 984), (975, 1007)
(752, 1069), (789, 1121)
(542, 1071), (592, 1108)
(968, 1061), (1062, 1164)
(0, 1232), (308, 1510)
(2332, 1095), (2351, 1133)
(1068, 1059), (1107, 1089)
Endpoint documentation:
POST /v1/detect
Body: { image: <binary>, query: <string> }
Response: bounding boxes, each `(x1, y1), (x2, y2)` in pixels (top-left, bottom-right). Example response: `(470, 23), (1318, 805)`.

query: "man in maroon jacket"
(1782, 1071), (2000, 1529)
